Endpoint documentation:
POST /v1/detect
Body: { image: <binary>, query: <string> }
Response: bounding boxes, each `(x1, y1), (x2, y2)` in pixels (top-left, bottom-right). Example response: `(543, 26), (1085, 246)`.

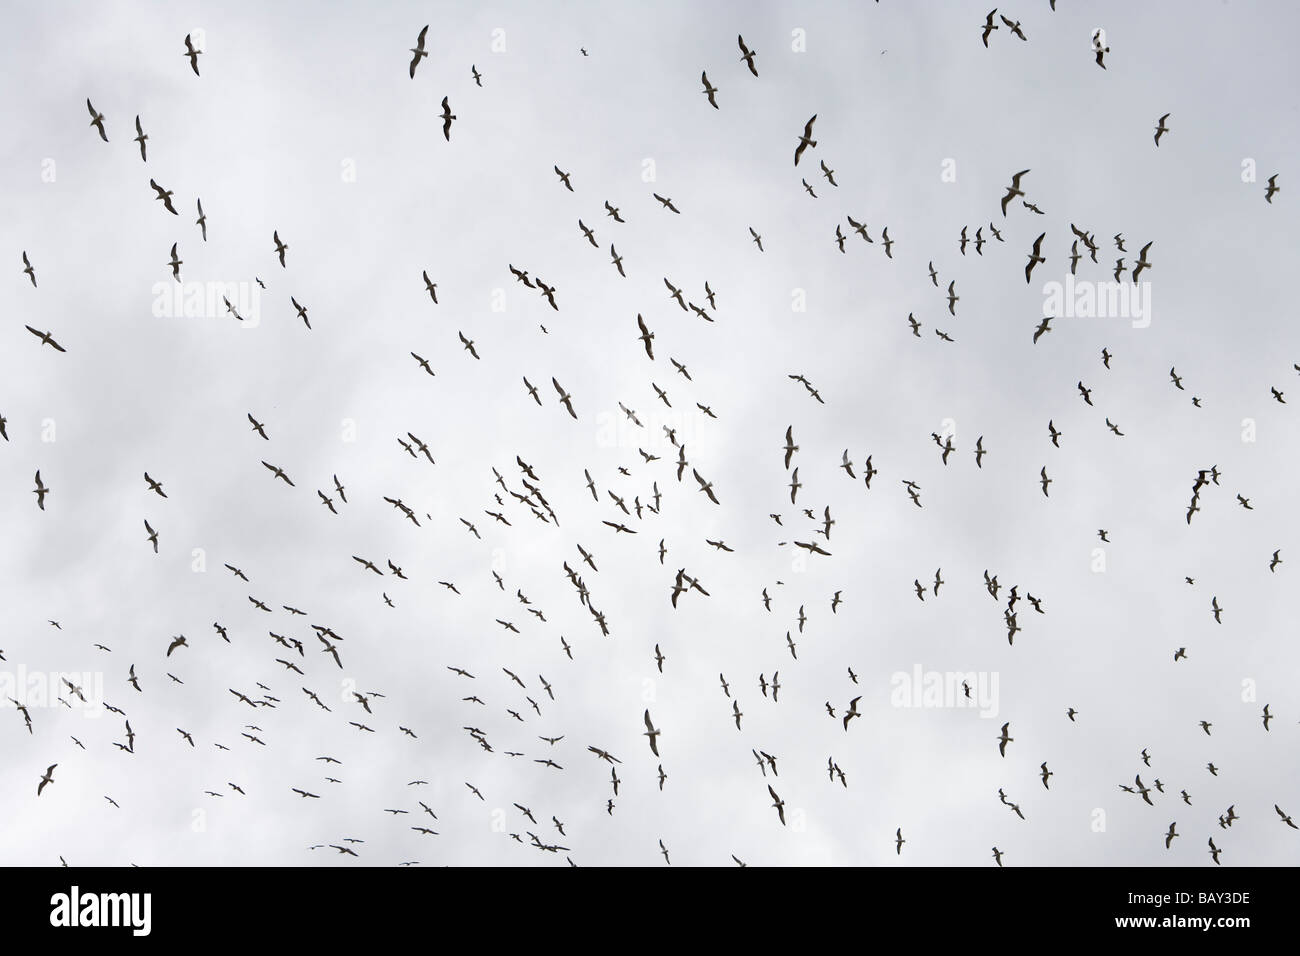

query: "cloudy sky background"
(1, 0), (1298, 866)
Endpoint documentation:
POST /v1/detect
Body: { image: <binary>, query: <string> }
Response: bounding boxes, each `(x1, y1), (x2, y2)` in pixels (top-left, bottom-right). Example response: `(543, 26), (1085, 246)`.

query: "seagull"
(1276, 805), (1298, 829)
(643, 710), (661, 756)
(26, 326), (67, 352)
(552, 378), (578, 419)
(997, 722), (1013, 756)
(793, 115), (817, 166)
(839, 450), (857, 479)
(1001, 169), (1029, 215)
(440, 97), (456, 141)
(999, 15), (1026, 40)
(738, 35), (758, 76)
(1135, 775), (1154, 806)
(291, 297), (311, 329)
(768, 785), (786, 825)
(1025, 232), (1046, 282)
(33, 471), (49, 510)
(37, 764), (57, 796)
(843, 696), (862, 731)
(1092, 29), (1109, 69)
(1154, 113), (1170, 146)
(1132, 242), (1154, 281)
(981, 9), (999, 47)
(1040, 467), (1052, 497)
(1165, 823), (1178, 849)
(700, 71), (719, 109)
(261, 461), (295, 486)
(693, 469), (719, 505)
(21, 251), (36, 287)
(133, 116), (149, 161)
(409, 25), (429, 78)
(143, 520), (159, 554)
(178, 32), (203, 75)
(1265, 174), (1280, 203)
(457, 331), (479, 360)
(86, 99), (108, 141)
(149, 179), (178, 215)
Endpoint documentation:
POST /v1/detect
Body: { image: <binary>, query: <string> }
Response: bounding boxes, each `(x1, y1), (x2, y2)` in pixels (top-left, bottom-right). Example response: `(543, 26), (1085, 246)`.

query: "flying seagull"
(552, 378), (577, 419)
(149, 179), (178, 215)
(183, 34), (202, 75)
(86, 99), (108, 141)
(1001, 169), (1029, 215)
(701, 71), (719, 109)
(794, 115), (817, 166)
(409, 26), (429, 78)
(1025, 232), (1046, 282)
(981, 9), (998, 47)
(643, 709), (661, 756)
(738, 35), (758, 76)
(133, 116), (148, 161)
(1265, 174), (1280, 203)
(1154, 113), (1170, 146)
(440, 97), (456, 141)
(26, 326), (67, 352)
(768, 785), (786, 825)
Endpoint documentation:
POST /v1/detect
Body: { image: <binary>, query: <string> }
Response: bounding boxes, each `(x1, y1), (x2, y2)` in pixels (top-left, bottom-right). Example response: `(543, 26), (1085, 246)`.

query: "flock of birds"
(4, 7), (1296, 867)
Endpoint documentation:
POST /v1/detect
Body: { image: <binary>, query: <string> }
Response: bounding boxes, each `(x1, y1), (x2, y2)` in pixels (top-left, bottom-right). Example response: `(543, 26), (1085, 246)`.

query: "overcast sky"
(1, 0), (1298, 867)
